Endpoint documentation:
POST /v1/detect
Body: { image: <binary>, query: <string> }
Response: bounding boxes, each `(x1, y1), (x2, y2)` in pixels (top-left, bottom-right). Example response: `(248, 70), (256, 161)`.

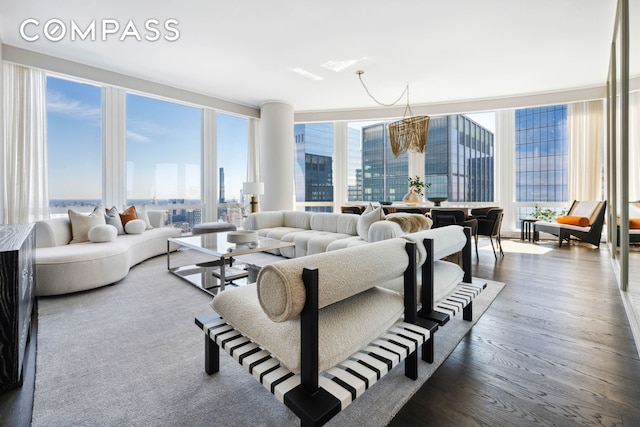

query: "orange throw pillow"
(630, 218), (640, 229)
(119, 206), (138, 226)
(556, 215), (590, 227)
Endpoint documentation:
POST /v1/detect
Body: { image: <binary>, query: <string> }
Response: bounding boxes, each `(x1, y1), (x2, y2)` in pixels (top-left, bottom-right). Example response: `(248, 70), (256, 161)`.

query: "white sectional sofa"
(246, 209), (431, 258)
(34, 210), (181, 296)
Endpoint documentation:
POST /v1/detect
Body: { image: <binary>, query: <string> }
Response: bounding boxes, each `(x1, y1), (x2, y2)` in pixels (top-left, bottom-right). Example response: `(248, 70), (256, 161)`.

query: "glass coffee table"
(167, 231), (294, 296)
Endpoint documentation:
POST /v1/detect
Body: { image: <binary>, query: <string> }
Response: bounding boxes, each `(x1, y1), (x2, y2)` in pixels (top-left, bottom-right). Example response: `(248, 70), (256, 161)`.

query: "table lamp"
(243, 182), (264, 213)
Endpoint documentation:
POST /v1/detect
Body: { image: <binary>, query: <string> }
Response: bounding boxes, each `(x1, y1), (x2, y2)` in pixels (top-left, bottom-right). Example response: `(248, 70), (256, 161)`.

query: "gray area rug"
(32, 252), (504, 426)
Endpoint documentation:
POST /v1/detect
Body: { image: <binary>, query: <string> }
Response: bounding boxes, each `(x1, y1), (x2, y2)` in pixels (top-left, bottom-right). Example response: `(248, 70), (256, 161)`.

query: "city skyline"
(47, 74), (501, 212)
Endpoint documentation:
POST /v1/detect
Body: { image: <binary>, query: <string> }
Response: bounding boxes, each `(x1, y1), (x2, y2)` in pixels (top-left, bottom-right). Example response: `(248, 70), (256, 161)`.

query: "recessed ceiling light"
(321, 59), (358, 73)
(290, 68), (323, 81)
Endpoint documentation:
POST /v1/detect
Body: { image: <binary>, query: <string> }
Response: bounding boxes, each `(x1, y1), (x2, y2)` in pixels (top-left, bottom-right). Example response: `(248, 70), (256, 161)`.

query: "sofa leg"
(205, 334), (220, 375)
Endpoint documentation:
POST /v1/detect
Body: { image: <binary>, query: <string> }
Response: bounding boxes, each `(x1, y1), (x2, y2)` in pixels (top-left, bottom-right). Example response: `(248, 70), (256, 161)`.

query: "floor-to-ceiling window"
(515, 105), (568, 219)
(126, 93), (202, 232)
(46, 76), (102, 212)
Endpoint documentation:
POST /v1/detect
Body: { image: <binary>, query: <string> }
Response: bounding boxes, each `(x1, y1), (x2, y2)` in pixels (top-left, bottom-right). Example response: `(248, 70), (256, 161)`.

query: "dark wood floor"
(2, 239), (639, 427)
(390, 239), (640, 427)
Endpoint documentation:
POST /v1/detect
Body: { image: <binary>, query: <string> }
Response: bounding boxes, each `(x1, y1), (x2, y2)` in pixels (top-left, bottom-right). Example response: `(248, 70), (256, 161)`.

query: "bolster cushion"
(556, 215), (590, 227)
(257, 237), (409, 322)
(401, 225), (467, 267)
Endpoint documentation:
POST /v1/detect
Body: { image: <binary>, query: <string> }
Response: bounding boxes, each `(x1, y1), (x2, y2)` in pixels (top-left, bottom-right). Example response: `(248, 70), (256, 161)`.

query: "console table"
(0, 224), (35, 391)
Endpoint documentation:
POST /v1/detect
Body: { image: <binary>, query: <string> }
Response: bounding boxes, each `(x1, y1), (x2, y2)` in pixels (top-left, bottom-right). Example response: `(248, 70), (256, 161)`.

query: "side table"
(520, 217), (538, 242)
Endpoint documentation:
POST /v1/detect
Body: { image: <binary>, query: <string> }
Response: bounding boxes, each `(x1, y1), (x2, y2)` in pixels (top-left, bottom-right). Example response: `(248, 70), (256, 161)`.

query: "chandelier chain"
(356, 70), (407, 108)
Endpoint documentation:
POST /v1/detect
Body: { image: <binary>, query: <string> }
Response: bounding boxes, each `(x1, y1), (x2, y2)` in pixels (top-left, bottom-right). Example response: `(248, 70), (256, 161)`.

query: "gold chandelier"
(356, 70), (430, 157)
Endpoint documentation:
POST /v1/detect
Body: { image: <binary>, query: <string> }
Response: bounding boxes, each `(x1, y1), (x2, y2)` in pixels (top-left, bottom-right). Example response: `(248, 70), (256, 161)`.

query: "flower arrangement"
(407, 176), (431, 197)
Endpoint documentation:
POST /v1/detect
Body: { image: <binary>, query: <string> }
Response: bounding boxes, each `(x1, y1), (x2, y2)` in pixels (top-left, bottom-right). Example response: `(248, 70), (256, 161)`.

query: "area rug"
(32, 252), (505, 427)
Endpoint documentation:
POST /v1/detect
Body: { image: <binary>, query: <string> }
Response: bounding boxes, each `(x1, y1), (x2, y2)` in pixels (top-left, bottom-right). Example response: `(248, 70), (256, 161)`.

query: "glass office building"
(515, 105), (568, 202)
(361, 115), (494, 203)
(294, 123), (334, 211)
(361, 123), (409, 202)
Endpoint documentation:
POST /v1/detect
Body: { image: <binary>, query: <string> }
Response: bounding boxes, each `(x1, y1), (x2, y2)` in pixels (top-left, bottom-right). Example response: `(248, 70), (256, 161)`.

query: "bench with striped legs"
(195, 241), (434, 427)
(418, 227), (487, 327)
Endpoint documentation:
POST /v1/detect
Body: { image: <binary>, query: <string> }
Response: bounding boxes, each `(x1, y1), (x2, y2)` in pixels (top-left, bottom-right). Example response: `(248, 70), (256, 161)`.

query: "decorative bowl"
(226, 230), (258, 244)
(379, 201), (393, 206)
(428, 197), (448, 207)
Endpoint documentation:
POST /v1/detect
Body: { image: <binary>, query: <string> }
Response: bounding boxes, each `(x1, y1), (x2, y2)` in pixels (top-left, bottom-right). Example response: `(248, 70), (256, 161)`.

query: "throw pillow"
(135, 205), (154, 230)
(69, 206), (106, 244)
(104, 206), (125, 235)
(356, 206), (385, 240)
(119, 206), (138, 227)
(556, 215), (590, 227)
(124, 219), (146, 234)
(361, 203), (374, 215)
(630, 218), (640, 230)
(88, 224), (118, 243)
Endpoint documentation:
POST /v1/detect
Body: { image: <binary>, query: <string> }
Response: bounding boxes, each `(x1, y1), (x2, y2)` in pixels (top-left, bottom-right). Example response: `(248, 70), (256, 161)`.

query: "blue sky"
(47, 76), (102, 199)
(47, 76), (248, 201)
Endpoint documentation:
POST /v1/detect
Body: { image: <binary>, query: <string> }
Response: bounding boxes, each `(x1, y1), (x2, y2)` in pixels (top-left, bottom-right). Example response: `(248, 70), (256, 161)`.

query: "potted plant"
(403, 176), (431, 205)
(531, 204), (566, 221)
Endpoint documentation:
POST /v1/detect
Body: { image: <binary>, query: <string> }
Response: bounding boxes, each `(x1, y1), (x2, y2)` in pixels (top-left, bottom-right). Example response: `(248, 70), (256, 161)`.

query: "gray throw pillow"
(104, 206), (125, 235)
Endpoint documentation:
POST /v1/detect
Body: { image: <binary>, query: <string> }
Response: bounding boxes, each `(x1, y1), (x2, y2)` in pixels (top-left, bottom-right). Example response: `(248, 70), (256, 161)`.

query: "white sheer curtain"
(630, 91), (640, 201)
(568, 100), (604, 201)
(246, 118), (260, 182)
(3, 63), (49, 223)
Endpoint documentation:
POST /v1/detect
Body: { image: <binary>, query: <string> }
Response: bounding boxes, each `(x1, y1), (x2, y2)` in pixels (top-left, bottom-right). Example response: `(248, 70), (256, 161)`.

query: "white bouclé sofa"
(245, 209), (431, 258)
(34, 210), (181, 296)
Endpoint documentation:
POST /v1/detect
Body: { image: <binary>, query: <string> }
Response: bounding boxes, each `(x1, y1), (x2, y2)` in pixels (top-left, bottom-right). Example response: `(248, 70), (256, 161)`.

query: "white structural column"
(333, 122), (348, 210)
(102, 87), (126, 209)
(408, 151), (425, 190)
(260, 102), (294, 211)
(495, 109), (516, 230)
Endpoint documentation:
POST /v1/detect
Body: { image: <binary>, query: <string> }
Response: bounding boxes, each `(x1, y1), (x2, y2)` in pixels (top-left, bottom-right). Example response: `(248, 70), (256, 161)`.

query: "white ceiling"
(0, 0), (634, 113)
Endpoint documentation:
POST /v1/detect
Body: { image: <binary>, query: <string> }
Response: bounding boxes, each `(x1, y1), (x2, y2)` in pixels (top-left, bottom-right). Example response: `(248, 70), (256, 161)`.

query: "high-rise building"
(294, 123), (334, 211)
(424, 115), (494, 202)
(219, 167), (225, 203)
(361, 123), (409, 202)
(515, 105), (568, 202)
(360, 115), (494, 203)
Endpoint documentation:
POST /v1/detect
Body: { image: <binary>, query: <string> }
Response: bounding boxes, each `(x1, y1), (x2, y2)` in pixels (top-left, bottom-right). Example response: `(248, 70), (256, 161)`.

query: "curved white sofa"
(34, 210), (181, 296)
